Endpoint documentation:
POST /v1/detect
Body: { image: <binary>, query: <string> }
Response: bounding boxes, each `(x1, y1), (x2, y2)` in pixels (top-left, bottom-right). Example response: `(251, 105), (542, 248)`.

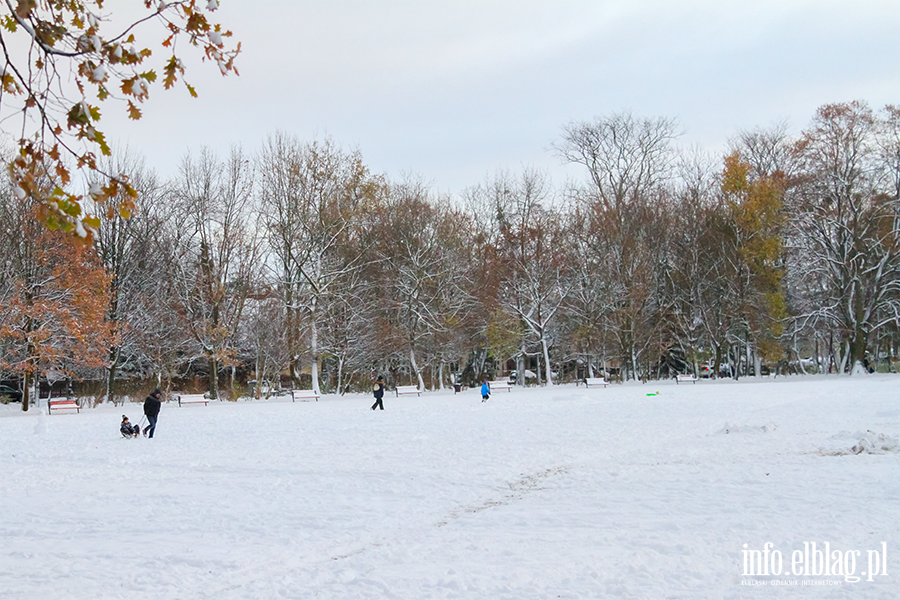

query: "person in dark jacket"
(143, 389), (162, 438)
(120, 415), (140, 438)
(371, 376), (385, 410)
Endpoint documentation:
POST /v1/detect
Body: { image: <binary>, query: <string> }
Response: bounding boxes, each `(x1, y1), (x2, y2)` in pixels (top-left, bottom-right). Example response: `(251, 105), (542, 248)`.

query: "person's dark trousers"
(144, 415), (158, 438)
(371, 398), (383, 410)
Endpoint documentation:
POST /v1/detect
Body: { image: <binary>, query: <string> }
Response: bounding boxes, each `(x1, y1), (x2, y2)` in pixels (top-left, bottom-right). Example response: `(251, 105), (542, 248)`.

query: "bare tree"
(489, 170), (570, 386)
(257, 134), (383, 395)
(556, 111), (679, 213)
(372, 178), (474, 391)
(557, 113), (679, 380)
(170, 146), (260, 399)
(89, 150), (171, 404)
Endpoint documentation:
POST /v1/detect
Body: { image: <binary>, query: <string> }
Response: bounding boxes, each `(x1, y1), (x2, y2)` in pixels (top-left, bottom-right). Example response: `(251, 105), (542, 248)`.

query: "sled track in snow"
(435, 465), (570, 527)
(326, 466), (573, 564)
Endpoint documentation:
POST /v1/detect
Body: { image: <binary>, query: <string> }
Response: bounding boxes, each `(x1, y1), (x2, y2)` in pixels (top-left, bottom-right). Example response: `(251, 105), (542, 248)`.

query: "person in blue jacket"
(481, 380), (490, 402)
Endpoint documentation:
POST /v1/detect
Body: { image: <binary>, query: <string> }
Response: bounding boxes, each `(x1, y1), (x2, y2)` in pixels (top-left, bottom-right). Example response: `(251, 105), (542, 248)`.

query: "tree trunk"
(310, 316), (320, 395)
(106, 346), (120, 406)
(733, 340), (740, 380)
(410, 346), (425, 391)
(541, 336), (554, 386)
(814, 336), (821, 374)
(255, 355), (262, 399)
(517, 344), (525, 386)
(22, 368), (32, 412)
(712, 343), (722, 380)
(850, 327), (868, 373)
(208, 355), (219, 399)
(839, 340), (850, 374)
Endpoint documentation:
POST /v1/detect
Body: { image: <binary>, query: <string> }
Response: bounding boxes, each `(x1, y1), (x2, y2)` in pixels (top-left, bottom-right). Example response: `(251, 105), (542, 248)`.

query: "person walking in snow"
(481, 380), (490, 402)
(143, 388), (162, 438)
(371, 375), (385, 410)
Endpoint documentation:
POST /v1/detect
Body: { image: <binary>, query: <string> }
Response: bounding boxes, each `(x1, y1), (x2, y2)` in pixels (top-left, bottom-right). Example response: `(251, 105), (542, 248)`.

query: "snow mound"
(821, 430), (900, 455)
(851, 361), (870, 376)
(716, 421), (777, 435)
(852, 431), (899, 454)
(33, 408), (49, 435)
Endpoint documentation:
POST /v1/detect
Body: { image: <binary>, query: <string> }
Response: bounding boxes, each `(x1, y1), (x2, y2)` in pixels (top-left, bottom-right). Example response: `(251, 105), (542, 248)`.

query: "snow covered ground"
(1, 375), (898, 599)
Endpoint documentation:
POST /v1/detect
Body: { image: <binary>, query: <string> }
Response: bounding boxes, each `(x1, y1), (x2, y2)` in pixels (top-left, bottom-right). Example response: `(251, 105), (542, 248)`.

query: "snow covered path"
(1, 375), (898, 599)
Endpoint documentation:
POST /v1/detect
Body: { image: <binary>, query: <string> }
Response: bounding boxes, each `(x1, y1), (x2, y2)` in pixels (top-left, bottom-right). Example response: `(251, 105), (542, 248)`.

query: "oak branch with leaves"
(0, 0), (239, 241)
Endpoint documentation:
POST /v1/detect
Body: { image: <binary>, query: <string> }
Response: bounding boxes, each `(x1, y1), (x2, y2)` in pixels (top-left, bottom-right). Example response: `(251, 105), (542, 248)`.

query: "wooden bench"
(675, 374), (698, 384)
(488, 380), (512, 392)
(48, 398), (80, 413)
(395, 385), (421, 397)
(582, 377), (608, 388)
(176, 394), (209, 407)
(291, 389), (321, 402)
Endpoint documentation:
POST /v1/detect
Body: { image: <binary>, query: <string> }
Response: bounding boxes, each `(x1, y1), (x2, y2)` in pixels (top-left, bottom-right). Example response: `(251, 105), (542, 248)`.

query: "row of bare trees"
(2, 100), (899, 409)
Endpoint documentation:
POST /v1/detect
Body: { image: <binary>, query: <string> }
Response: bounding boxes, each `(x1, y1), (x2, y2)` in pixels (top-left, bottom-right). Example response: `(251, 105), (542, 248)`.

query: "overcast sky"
(106, 0), (900, 195)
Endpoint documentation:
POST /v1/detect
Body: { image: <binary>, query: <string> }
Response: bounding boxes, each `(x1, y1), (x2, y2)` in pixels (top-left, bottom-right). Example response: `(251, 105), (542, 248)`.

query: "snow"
(1, 375), (898, 599)
(91, 64), (107, 83)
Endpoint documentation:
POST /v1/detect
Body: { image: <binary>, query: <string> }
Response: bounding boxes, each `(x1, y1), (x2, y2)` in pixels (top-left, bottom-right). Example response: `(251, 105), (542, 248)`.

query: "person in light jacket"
(481, 380), (490, 402)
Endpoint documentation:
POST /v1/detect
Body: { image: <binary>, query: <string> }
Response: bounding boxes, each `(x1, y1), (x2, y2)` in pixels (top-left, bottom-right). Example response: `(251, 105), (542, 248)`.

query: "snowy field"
(1, 375), (898, 600)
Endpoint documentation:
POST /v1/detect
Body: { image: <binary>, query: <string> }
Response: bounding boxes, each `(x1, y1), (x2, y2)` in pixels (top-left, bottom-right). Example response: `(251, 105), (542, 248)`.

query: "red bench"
(395, 385), (421, 397)
(488, 380), (512, 392)
(176, 394), (209, 407)
(291, 389), (321, 402)
(48, 398), (80, 413)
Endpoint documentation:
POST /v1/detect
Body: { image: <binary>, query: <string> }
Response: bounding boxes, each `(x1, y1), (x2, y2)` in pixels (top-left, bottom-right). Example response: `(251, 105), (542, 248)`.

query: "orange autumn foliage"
(0, 231), (116, 393)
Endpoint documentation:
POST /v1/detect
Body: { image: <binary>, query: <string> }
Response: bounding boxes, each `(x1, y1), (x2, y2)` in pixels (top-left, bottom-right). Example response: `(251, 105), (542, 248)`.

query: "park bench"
(395, 385), (421, 397)
(291, 389), (321, 402)
(176, 394), (209, 407)
(675, 374), (698, 384)
(488, 380), (512, 392)
(582, 377), (609, 388)
(48, 398), (80, 413)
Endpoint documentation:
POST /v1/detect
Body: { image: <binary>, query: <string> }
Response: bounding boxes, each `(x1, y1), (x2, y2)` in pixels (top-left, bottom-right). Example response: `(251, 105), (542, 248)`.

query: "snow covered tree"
(257, 134), (384, 395)
(557, 112), (679, 380)
(89, 150), (168, 403)
(372, 178), (474, 391)
(240, 292), (289, 398)
(659, 148), (721, 377)
(170, 146), (260, 399)
(317, 267), (373, 394)
(789, 101), (900, 372)
(0, 0), (239, 241)
(491, 170), (570, 386)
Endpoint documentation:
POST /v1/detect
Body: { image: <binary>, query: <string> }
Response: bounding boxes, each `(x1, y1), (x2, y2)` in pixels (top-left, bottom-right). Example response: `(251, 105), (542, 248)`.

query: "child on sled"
(120, 415), (140, 438)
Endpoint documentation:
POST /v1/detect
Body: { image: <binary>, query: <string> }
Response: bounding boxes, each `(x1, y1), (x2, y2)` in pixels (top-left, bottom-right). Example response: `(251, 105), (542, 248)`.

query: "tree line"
(2, 100), (899, 410)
